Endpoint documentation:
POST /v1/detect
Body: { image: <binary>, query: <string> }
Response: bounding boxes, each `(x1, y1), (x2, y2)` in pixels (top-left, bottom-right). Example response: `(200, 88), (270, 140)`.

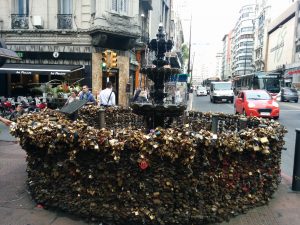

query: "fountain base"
(131, 102), (186, 129)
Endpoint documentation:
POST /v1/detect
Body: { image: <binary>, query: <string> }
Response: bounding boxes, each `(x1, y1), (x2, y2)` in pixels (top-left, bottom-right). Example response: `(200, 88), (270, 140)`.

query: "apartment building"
(231, 4), (256, 76)
(0, 0), (153, 106)
(253, 0), (272, 72)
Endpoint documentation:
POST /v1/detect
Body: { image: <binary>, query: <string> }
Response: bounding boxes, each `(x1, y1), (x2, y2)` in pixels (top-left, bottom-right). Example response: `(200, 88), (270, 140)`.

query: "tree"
(181, 44), (189, 64)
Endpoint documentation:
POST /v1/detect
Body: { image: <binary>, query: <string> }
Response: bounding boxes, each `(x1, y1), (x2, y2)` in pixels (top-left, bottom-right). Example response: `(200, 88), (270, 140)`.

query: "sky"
(175, 0), (293, 80)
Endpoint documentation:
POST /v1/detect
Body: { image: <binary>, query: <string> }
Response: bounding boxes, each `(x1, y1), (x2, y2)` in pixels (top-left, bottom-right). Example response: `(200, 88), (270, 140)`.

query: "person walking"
(98, 82), (116, 107)
(65, 90), (79, 105)
(79, 85), (96, 104)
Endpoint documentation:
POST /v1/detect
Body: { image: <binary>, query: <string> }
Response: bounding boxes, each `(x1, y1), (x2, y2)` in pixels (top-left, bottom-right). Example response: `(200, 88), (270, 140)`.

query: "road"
(192, 93), (300, 178)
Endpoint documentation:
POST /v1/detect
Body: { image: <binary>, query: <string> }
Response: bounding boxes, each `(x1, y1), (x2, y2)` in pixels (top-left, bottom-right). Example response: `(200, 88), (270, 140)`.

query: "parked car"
(279, 87), (298, 103)
(196, 86), (207, 96)
(234, 90), (279, 119)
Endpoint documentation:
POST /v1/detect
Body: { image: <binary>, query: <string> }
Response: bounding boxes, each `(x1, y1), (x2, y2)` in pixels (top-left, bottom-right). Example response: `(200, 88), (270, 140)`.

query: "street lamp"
(187, 15), (192, 83)
(141, 13), (145, 42)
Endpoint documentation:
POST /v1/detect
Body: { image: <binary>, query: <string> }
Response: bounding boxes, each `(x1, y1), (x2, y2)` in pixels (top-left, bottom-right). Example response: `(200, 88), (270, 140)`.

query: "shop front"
(283, 63), (300, 88)
(0, 51), (92, 97)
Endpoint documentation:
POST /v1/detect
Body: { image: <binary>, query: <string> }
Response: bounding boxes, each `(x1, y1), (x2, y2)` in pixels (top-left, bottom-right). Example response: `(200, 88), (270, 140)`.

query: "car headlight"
(272, 101), (279, 107)
(248, 102), (256, 108)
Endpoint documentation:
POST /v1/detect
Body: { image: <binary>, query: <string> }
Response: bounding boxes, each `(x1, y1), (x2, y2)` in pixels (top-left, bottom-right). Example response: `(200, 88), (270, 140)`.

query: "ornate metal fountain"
(131, 25), (187, 129)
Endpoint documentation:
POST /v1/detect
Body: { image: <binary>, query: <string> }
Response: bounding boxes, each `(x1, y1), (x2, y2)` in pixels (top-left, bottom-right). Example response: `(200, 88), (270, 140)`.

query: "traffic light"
(101, 50), (110, 69)
(110, 51), (117, 68)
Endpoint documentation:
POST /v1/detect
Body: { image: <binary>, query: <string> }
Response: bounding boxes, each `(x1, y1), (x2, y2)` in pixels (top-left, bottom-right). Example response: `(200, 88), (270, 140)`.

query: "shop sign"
(50, 71), (67, 75)
(288, 69), (300, 75)
(16, 70), (32, 75)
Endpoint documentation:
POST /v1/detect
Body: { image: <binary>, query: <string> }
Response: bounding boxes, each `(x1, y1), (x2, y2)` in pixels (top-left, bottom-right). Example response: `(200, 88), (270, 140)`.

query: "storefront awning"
(0, 48), (21, 61)
(283, 68), (300, 79)
(0, 64), (84, 76)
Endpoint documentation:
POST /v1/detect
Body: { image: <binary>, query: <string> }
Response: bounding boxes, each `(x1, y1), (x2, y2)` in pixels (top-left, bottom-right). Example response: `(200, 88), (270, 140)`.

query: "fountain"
(131, 25), (187, 129)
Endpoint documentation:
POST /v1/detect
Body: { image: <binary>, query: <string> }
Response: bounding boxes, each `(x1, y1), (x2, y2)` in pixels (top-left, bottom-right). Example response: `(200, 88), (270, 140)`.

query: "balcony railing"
(57, 14), (72, 29)
(11, 14), (29, 29)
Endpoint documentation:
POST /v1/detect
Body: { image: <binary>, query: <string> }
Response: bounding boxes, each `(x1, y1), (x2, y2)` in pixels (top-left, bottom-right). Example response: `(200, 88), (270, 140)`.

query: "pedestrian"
(9, 102), (25, 121)
(0, 116), (12, 126)
(79, 85), (96, 104)
(98, 82), (116, 107)
(132, 88), (141, 102)
(65, 90), (79, 105)
(175, 88), (182, 104)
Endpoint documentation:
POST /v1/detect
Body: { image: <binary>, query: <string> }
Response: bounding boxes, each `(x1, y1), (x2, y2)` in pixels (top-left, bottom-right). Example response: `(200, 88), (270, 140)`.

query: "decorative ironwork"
(11, 14), (29, 29)
(141, 31), (149, 43)
(57, 14), (73, 29)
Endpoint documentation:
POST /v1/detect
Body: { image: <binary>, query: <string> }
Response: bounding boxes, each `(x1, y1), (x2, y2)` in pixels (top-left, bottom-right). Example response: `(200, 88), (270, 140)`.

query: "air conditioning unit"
(32, 16), (44, 29)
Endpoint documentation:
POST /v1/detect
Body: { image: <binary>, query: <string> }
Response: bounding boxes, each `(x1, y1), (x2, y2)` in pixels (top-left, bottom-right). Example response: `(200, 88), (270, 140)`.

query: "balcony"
(11, 14), (29, 29)
(57, 14), (72, 29)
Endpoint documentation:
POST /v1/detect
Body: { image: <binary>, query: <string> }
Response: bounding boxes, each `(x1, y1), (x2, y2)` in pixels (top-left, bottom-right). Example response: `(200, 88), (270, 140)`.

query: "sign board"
(60, 99), (87, 115)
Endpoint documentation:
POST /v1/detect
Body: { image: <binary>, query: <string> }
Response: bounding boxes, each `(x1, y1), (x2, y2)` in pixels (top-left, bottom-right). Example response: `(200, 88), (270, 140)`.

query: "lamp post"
(187, 15), (192, 85)
(141, 13), (145, 42)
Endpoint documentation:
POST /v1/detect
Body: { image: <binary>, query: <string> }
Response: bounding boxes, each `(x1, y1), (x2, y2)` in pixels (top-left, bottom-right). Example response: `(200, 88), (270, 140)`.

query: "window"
(58, 0), (72, 14)
(91, 0), (96, 15)
(57, 0), (73, 29)
(112, 0), (128, 14)
(14, 0), (29, 15)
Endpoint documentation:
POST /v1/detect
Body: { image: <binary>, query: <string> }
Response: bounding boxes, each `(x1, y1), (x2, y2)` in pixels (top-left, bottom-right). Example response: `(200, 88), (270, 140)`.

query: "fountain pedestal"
(131, 25), (187, 129)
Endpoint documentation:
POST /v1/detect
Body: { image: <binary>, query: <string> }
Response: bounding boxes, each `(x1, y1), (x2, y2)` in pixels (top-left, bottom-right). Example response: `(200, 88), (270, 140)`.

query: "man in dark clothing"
(79, 85), (96, 104)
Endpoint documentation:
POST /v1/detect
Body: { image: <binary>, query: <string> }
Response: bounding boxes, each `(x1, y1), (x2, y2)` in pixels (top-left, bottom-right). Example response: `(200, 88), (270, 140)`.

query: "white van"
(210, 82), (234, 103)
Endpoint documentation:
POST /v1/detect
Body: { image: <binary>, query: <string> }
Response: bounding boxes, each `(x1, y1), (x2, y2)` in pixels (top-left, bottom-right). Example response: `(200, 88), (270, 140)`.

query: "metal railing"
(11, 14), (29, 29)
(57, 14), (73, 29)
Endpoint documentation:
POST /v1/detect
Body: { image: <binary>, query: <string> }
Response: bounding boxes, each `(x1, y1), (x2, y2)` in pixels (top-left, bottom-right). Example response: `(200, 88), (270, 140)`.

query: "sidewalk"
(1, 140), (300, 225)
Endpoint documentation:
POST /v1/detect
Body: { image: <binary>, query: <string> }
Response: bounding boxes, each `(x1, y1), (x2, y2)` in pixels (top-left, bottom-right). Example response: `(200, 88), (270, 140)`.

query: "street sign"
(60, 99), (87, 115)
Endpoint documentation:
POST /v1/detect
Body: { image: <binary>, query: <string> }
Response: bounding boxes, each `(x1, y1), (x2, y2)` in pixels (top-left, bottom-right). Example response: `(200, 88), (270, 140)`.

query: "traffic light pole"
(187, 15), (192, 87)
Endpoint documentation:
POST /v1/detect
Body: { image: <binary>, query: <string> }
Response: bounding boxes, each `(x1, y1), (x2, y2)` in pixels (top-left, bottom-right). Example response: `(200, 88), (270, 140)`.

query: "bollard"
(211, 115), (218, 134)
(238, 117), (248, 131)
(292, 129), (300, 191)
(98, 109), (106, 128)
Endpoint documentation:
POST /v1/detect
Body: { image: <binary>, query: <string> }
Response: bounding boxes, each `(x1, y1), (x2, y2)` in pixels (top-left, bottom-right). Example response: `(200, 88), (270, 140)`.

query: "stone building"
(0, 0), (143, 106)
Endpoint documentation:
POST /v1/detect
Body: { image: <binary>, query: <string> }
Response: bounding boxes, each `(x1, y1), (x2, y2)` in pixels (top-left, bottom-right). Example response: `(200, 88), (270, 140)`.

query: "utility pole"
(187, 14), (192, 84)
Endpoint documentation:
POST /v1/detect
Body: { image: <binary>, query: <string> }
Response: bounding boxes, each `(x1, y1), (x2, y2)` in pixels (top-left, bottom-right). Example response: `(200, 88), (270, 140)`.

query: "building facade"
(231, 4), (256, 76)
(0, 0), (145, 106)
(221, 32), (233, 80)
(253, 0), (272, 72)
(266, 0), (300, 88)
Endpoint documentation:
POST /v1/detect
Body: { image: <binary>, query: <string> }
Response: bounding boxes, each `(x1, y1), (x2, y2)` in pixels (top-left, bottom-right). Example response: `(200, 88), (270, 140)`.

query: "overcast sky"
(176, 0), (293, 79)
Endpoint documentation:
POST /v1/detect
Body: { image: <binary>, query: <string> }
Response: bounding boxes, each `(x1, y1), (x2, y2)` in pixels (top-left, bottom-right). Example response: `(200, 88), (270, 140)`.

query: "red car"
(234, 90), (280, 119)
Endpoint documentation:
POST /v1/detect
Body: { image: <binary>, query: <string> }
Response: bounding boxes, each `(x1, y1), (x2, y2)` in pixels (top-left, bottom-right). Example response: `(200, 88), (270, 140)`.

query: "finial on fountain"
(148, 24), (174, 67)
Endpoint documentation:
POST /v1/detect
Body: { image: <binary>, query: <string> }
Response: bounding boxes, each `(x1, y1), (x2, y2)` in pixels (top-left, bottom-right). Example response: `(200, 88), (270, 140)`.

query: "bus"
(202, 77), (220, 94)
(232, 72), (280, 96)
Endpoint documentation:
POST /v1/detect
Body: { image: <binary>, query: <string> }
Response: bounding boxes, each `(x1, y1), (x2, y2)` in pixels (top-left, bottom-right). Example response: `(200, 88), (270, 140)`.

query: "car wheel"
(295, 99), (298, 103)
(274, 116), (279, 120)
(281, 97), (285, 102)
(234, 105), (238, 114)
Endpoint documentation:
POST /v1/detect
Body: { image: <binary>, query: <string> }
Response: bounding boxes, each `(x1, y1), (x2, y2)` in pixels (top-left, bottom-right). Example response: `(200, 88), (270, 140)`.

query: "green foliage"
(181, 44), (189, 63)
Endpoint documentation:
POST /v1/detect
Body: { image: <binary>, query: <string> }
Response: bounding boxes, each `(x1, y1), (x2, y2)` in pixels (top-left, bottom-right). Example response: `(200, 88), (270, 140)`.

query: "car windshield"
(213, 83), (232, 90)
(197, 87), (206, 91)
(246, 91), (271, 100)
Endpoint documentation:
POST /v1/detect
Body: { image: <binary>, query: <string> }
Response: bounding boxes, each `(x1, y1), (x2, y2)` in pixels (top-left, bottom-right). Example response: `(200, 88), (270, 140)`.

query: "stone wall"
(92, 52), (130, 106)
